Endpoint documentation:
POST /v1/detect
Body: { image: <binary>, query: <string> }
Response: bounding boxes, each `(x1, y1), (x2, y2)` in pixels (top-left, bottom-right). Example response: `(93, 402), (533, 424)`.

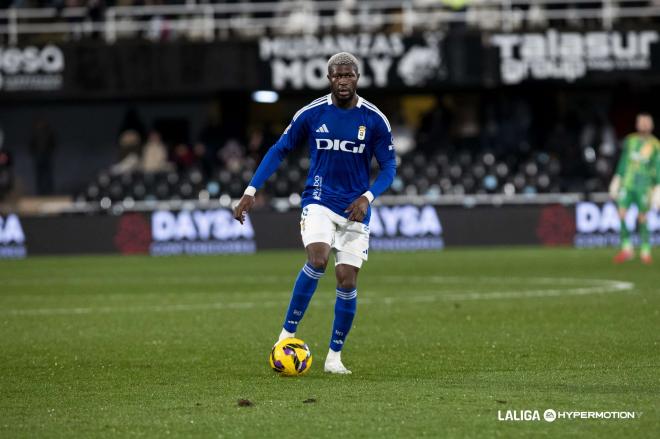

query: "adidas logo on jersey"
(315, 124), (329, 133)
(316, 138), (366, 154)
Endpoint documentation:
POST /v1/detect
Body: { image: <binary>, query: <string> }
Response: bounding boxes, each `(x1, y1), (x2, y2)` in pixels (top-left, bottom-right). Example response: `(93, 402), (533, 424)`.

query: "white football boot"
(324, 349), (352, 374)
(276, 328), (295, 345)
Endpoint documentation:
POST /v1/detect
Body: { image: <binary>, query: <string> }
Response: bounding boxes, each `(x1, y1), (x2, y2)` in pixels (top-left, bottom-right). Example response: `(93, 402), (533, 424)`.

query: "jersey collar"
(326, 93), (363, 108)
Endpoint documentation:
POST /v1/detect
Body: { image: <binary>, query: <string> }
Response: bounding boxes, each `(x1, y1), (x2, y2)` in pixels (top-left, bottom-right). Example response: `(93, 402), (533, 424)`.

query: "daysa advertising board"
(369, 205), (444, 251)
(574, 201), (660, 248)
(149, 209), (256, 255)
(9, 202), (656, 257)
(12, 209), (256, 257)
(0, 214), (27, 258)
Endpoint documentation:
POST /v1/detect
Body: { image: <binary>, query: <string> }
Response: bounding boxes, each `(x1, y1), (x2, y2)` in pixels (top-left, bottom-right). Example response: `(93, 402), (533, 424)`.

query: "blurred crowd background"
(0, 90), (647, 204)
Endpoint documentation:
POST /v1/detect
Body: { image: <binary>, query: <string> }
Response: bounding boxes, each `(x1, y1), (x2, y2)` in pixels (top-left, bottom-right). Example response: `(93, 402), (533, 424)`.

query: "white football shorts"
(300, 203), (370, 268)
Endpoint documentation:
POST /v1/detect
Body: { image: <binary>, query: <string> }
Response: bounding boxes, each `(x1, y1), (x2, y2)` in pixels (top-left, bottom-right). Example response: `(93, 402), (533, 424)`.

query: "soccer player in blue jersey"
(233, 52), (396, 374)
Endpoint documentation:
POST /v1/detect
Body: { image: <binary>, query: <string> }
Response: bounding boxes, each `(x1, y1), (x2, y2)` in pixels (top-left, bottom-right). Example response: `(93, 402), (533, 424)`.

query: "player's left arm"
(345, 119), (397, 222)
(652, 140), (660, 209)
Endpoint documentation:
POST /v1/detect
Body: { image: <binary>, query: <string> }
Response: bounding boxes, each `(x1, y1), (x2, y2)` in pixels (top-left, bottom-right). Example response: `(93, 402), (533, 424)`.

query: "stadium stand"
(77, 116), (612, 204)
(1, 0), (658, 211)
(1, 0), (660, 45)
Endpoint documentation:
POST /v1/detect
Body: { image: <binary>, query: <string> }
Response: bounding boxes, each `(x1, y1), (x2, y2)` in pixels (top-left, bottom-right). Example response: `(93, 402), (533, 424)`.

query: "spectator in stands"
(119, 107), (146, 145)
(334, 0), (355, 32)
(85, 0), (106, 39)
(545, 121), (587, 191)
(246, 126), (271, 163)
(172, 143), (196, 172)
(190, 142), (213, 178)
(86, 0), (104, 21)
(197, 102), (224, 160)
(277, 0), (319, 35)
(492, 98), (532, 155)
(390, 114), (415, 156)
(110, 129), (141, 175)
(219, 138), (245, 173)
(416, 97), (452, 154)
(141, 129), (171, 173)
(28, 117), (57, 195)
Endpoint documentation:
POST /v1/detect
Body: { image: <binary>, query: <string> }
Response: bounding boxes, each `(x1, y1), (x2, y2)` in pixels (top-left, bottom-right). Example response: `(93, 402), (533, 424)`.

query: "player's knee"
(335, 265), (358, 290)
(336, 278), (357, 290)
(307, 255), (329, 270)
(639, 214), (647, 223)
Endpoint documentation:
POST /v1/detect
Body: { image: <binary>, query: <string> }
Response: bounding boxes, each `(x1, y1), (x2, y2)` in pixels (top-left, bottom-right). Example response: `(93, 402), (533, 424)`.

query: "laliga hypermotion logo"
(498, 408), (640, 422)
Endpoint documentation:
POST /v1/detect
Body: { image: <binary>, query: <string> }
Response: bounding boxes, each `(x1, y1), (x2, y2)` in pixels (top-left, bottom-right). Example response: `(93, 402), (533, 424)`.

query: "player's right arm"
(233, 114), (309, 224)
(609, 136), (630, 200)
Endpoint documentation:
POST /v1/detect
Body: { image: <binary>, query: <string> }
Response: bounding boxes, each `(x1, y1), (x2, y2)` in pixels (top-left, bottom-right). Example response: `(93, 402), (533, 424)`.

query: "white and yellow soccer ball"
(269, 338), (313, 376)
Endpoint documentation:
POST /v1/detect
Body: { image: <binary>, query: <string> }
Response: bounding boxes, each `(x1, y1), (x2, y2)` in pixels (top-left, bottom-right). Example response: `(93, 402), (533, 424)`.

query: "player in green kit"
(609, 113), (660, 264)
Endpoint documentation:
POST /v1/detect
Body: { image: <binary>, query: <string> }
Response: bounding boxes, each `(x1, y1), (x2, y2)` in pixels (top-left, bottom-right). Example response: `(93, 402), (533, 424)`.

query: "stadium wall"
(2, 202), (658, 258)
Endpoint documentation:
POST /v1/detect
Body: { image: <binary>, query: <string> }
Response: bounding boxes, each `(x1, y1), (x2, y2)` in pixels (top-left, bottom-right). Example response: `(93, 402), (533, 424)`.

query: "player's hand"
(233, 194), (255, 224)
(652, 185), (660, 210)
(345, 196), (369, 222)
(608, 175), (621, 200)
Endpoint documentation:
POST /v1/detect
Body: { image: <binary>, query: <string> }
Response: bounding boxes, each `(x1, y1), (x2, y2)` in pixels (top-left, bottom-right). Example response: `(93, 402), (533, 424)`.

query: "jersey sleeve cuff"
(362, 191), (375, 203)
(244, 186), (257, 197)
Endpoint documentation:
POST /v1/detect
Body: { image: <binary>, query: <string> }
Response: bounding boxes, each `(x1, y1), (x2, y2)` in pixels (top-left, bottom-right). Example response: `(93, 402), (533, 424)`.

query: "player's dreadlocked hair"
(327, 52), (359, 74)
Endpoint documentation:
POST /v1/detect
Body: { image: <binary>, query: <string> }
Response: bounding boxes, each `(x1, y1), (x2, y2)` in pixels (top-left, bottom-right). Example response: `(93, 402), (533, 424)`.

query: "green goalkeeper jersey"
(615, 133), (660, 190)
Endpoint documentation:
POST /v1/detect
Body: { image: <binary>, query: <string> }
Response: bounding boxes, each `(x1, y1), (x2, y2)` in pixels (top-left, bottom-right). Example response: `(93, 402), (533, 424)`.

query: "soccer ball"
(269, 338), (313, 376)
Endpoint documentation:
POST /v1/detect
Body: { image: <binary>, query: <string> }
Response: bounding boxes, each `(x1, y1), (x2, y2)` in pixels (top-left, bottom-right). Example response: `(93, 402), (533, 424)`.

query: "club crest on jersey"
(358, 125), (366, 140)
(316, 138), (366, 154)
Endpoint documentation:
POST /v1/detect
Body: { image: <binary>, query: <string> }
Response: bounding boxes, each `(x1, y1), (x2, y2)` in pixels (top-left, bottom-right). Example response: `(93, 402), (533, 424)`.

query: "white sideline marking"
(0, 277), (635, 317)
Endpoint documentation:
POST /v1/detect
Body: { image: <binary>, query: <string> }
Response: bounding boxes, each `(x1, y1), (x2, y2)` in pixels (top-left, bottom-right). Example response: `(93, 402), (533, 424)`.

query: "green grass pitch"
(0, 248), (658, 437)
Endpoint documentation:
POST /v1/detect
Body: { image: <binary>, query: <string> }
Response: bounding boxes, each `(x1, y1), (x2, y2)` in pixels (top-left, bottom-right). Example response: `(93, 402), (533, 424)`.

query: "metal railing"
(1, 0), (659, 44)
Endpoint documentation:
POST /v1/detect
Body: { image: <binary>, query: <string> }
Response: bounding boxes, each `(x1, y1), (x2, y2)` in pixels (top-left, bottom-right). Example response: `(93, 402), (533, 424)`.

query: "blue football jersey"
(249, 94), (397, 224)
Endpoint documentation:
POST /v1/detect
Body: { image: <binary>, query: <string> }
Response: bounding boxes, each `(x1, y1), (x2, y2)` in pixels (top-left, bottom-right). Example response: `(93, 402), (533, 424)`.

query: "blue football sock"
(329, 287), (357, 352)
(282, 263), (324, 333)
